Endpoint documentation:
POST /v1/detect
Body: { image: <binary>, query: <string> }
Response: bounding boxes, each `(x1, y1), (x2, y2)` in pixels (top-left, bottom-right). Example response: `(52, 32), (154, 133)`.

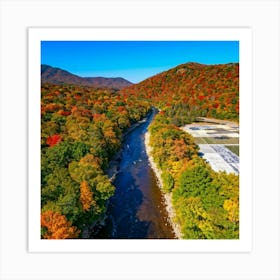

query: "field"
(182, 122), (239, 174)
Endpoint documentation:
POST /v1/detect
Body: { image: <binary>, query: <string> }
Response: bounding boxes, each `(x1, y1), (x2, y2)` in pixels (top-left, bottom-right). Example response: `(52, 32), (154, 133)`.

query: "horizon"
(41, 41), (239, 83)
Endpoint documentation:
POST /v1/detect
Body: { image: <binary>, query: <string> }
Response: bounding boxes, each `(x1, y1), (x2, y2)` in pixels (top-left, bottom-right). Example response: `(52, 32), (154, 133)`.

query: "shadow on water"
(100, 172), (150, 238)
(93, 108), (175, 239)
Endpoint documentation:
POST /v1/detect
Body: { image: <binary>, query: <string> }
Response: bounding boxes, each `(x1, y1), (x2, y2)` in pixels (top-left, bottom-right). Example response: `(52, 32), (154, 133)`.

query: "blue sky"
(41, 41), (239, 83)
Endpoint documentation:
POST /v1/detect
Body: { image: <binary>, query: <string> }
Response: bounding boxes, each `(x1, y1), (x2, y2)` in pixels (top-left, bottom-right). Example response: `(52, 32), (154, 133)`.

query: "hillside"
(120, 62), (239, 122)
(41, 64), (133, 90)
(40, 61), (239, 239)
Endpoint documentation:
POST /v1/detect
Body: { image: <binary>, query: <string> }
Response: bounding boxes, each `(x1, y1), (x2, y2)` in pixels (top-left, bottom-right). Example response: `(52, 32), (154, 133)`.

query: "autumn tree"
(41, 210), (80, 239)
(80, 181), (94, 211)
(46, 134), (62, 147)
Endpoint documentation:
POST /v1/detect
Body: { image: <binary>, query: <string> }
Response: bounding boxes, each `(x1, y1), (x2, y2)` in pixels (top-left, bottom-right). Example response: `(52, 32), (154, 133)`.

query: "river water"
(94, 109), (175, 239)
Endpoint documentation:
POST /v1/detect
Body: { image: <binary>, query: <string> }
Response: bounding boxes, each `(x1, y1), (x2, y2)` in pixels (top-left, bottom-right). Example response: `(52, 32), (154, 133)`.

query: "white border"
(28, 27), (252, 253)
(1, 1), (279, 279)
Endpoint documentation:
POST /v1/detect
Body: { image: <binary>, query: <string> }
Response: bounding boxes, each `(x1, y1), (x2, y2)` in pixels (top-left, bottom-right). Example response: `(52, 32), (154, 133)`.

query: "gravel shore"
(144, 131), (182, 239)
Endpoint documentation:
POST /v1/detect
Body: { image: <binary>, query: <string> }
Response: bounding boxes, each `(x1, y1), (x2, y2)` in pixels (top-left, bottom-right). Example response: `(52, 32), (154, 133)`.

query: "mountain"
(120, 62), (239, 121)
(41, 64), (133, 90)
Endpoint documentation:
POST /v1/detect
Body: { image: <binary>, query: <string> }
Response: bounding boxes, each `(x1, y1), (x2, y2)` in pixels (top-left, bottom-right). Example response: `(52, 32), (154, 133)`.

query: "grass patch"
(225, 145), (239, 156)
(194, 137), (208, 144)
(194, 137), (239, 145)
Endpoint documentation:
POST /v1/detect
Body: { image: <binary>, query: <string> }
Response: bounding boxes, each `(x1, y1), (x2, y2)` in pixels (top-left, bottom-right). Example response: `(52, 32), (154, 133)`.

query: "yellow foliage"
(80, 154), (101, 170)
(170, 160), (187, 179)
(223, 198), (239, 222)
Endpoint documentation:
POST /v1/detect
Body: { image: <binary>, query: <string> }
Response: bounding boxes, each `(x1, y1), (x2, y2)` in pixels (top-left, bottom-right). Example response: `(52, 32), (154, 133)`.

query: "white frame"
(28, 27), (252, 253)
(1, 1), (279, 279)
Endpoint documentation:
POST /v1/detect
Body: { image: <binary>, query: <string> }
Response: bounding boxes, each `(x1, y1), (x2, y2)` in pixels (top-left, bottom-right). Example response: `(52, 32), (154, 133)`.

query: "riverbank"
(144, 131), (182, 239)
(97, 107), (176, 238)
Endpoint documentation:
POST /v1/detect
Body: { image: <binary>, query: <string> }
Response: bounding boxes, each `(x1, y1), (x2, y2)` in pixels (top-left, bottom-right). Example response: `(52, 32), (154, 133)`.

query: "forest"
(41, 84), (151, 238)
(41, 62), (239, 239)
(120, 62), (239, 122)
(148, 113), (239, 239)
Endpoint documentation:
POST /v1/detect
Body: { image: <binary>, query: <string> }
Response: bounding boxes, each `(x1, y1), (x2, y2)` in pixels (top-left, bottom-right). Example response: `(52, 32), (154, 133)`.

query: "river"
(93, 108), (176, 239)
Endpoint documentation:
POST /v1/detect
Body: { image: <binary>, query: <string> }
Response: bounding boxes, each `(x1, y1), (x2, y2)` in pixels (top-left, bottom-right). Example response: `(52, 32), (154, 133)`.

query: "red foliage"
(118, 62), (239, 120)
(59, 110), (71, 116)
(235, 104), (239, 113)
(117, 106), (125, 112)
(41, 105), (46, 114)
(46, 134), (62, 147)
(81, 109), (92, 118)
(93, 113), (104, 121)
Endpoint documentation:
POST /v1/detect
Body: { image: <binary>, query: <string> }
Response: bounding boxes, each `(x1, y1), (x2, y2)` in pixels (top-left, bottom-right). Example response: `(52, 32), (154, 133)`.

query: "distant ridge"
(41, 64), (133, 90)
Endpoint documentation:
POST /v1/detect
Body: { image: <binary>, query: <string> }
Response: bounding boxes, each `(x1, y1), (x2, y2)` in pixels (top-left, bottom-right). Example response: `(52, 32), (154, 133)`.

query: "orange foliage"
(93, 113), (105, 121)
(172, 139), (188, 160)
(44, 103), (62, 112)
(41, 210), (80, 239)
(71, 106), (77, 113)
(80, 181), (94, 211)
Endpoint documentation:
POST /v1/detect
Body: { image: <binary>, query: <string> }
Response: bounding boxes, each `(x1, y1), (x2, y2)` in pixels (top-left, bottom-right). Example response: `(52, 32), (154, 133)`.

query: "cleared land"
(182, 122), (239, 175)
(198, 144), (239, 174)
